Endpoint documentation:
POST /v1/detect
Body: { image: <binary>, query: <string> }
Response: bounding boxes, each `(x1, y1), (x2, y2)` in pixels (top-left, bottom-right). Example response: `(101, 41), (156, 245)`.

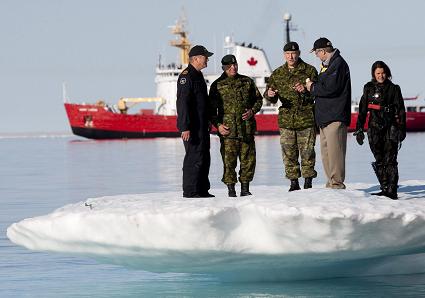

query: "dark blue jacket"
(176, 64), (210, 140)
(311, 49), (351, 127)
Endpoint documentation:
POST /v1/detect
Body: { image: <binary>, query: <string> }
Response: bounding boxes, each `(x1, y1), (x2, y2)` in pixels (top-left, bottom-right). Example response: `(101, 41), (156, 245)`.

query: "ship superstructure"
(154, 16), (276, 117)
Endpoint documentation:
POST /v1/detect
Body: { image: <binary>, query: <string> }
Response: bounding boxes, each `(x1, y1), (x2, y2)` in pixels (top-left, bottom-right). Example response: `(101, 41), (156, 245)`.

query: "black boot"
(372, 162), (389, 192)
(240, 182), (252, 196)
(372, 185), (388, 196)
(289, 179), (301, 192)
(384, 185), (398, 200)
(304, 177), (313, 189)
(227, 184), (237, 197)
(384, 191), (398, 200)
(199, 192), (215, 198)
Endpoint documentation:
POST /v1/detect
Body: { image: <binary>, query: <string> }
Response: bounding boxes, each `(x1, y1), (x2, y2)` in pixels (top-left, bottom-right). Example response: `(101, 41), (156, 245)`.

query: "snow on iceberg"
(7, 181), (425, 281)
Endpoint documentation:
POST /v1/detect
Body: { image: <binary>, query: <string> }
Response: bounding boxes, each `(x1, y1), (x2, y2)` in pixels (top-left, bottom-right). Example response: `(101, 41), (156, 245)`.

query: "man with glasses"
(306, 38), (351, 189)
(264, 41), (318, 191)
(177, 45), (214, 198)
(209, 54), (263, 197)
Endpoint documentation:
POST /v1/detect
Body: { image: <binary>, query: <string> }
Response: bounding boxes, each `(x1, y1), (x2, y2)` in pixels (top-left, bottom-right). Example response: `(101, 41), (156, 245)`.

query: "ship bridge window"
(407, 107), (417, 112)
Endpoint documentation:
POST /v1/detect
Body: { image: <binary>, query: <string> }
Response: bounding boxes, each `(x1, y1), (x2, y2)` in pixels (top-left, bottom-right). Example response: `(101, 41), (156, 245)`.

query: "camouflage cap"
(221, 54), (237, 65)
(283, 41), (299, 52)
(189, 45), (213, 57)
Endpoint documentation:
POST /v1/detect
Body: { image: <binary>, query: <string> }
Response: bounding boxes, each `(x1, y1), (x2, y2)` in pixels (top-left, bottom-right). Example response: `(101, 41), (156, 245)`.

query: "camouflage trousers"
(220, 137), (256, 184)
(279, 127), (317, 179)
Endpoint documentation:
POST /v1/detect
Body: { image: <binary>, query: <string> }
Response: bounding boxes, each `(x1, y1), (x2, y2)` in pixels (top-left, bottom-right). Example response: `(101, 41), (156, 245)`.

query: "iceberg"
(7, 181), (425, 281)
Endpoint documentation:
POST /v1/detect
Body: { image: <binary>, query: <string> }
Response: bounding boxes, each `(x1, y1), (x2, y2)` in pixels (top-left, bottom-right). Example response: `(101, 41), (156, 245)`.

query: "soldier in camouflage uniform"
(264, 42), (318, 191)
(354, 61), (406, 200)
(209, 54), (263, 197)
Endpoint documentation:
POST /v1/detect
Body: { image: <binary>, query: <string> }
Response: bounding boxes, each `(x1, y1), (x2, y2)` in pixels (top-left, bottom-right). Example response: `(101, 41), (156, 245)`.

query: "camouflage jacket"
(264, 58), (318, 130)
(209, 73), (263, 139)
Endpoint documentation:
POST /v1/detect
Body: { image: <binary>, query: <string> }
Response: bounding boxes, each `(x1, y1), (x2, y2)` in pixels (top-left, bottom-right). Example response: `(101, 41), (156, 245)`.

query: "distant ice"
(0, 132), (72, 139)
(7, 181), (425, 281)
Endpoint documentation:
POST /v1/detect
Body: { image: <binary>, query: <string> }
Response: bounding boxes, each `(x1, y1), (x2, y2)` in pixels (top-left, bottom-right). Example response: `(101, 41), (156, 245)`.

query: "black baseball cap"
(283, 41), (299, 52)
(310, 37), (333, 52)
(221, 54), (237, 65)
(188, 45), (213, 57)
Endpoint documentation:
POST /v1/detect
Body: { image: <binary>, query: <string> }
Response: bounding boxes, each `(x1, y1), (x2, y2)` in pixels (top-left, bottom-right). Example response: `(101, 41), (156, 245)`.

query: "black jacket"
(311, 49), (351, 127)
(176, 64), (210, 139)
(356, 80), (406, 131)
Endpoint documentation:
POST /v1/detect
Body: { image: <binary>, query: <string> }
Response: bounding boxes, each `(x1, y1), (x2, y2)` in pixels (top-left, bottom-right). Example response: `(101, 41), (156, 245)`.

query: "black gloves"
(353, 129), (364, 145)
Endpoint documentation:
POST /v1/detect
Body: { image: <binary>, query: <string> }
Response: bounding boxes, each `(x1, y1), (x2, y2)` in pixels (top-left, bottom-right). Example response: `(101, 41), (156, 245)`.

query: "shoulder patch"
(179, 77), (187, 85)
(182, 70), (188, 75)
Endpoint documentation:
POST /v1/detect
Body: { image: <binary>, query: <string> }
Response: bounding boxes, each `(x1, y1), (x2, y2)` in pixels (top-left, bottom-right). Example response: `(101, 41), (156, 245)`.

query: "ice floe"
(7, 181), (425, 281)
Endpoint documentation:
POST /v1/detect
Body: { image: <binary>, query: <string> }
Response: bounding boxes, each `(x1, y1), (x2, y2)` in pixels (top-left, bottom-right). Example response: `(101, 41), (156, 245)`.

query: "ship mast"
(169, 13), (191, 66)
(283, 12), (297, 44)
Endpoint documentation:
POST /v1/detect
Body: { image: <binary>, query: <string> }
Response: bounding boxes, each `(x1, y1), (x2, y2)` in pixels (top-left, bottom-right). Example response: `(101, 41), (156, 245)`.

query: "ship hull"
(65, 103), (280, 139)
(70, 127), (181, 139)
(349, 112), (425, 132)
(65, 103), (425, 140)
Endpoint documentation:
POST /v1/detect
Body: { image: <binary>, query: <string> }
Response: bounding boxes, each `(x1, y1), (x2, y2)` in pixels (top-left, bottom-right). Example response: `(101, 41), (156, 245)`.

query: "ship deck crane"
(117, 97), (163, 114)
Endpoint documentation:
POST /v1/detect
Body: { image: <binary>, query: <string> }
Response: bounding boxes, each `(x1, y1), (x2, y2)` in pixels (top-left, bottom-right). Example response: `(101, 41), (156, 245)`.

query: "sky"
(1, 0), (425, 134)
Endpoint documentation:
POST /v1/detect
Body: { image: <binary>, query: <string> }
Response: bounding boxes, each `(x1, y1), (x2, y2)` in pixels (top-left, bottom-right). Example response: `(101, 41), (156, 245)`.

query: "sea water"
(1, 133), (425, 297)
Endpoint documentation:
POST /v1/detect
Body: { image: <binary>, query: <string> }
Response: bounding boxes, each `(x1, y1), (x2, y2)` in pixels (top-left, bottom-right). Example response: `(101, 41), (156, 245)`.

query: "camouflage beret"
(221, 54), (237, 65)
(283, 41), (299, 52)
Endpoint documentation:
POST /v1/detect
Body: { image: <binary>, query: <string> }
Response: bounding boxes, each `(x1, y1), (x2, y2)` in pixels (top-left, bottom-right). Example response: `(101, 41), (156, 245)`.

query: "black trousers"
(182, 135), (211, 196)
(367, 127), (399, 192)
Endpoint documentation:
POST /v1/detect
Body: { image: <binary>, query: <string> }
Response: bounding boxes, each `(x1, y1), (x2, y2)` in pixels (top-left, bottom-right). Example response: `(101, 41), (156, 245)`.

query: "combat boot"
(289, 179), (301, 192)
(227, 184), (237, 197)
(240, 182), (252, 196)
(304, 177), (313, 189)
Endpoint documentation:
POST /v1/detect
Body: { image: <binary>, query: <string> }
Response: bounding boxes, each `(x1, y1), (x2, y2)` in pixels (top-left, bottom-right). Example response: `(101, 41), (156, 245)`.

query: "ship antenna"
(169, 8), (191, 66)
(283, 12), (297, 43)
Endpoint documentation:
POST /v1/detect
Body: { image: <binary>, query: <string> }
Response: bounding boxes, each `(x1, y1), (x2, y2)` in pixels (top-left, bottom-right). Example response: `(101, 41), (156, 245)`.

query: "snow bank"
(7, 181), (425, 281)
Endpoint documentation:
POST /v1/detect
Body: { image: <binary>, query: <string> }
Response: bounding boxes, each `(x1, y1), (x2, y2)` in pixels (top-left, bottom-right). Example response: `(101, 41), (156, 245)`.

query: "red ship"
(64, 100), (425, 139)
(64, 17), (425, 139)
(64, 101), (280, 139)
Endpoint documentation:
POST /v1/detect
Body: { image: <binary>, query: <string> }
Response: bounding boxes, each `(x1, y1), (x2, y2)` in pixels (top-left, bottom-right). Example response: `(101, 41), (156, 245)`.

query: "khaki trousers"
(319, 121), (347, 189)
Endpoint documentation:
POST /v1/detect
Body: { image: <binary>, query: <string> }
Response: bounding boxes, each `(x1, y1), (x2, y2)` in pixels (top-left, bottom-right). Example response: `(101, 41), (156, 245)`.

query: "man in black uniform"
(177, 45), (214, 198)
